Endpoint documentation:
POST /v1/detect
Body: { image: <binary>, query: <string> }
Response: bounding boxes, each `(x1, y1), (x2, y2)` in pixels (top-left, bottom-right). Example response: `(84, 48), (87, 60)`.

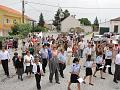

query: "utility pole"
(22, 0), (25, 23)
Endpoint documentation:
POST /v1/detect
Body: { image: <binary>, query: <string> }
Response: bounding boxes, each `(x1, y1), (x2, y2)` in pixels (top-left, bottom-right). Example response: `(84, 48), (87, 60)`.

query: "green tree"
(38, 13), (45, 27)
(79, 18), (91, 26)
(9, 23), (32, 38)
(93, 16), (99, 31)
(94, 16), (99, 26)
(31, 25), (47, 32)
(62, 9), (70, 20)
(10, 24), (19, 35)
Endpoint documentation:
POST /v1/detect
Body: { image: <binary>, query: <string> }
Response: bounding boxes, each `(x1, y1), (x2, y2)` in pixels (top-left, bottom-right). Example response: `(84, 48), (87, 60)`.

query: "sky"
(1, 0), (120, 23)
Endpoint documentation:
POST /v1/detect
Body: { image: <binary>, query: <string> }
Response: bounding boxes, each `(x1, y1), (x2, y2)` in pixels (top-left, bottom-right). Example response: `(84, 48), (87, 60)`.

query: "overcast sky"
(1, 0), (120, 23)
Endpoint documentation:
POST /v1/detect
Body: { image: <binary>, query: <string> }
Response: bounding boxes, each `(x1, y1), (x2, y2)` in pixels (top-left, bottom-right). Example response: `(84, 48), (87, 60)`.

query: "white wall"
(110, 21), (120, 33)
(99, 21), (111, 28)
(99, 20), (120, 33)
(80, 25), (92, 33)
(61, 16), (80, 32)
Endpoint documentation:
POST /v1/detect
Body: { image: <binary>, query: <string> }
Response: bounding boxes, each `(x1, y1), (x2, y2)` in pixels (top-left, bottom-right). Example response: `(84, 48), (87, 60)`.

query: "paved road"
(0, 33), (120, 90)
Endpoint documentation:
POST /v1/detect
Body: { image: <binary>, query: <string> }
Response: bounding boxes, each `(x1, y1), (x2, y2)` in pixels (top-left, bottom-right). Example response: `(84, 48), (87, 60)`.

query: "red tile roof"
(0, 5), (34, 21)
(0, 5), (21, 15)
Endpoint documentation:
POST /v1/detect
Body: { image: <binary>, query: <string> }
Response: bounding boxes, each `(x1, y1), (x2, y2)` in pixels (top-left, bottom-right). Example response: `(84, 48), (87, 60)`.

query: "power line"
(26, 1), (58, 7)
(62, 7), (120, 9)
(26, 1), (120, 9)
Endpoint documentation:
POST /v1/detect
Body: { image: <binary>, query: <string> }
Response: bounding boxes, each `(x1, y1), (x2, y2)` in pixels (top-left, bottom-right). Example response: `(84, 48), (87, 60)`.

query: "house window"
(6, 19), (10, 23)
(114, 25), (118, 33)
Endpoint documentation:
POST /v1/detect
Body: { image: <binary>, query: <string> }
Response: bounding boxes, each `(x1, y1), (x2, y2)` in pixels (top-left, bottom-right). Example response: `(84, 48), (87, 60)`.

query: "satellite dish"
(59, 12), (64, 19)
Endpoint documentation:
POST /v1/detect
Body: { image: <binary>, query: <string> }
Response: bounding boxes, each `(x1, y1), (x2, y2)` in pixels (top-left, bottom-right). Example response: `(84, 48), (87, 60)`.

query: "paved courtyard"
(0, 60), (120, 90)
(0, 33), (120, 90)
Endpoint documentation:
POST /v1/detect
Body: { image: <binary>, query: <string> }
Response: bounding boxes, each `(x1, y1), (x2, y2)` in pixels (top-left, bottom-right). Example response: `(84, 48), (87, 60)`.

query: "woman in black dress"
(14, 53), (24, 81)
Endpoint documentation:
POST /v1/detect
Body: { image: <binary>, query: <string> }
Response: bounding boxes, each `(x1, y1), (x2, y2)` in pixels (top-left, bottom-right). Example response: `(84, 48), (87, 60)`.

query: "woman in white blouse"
(83, 55), (94, 86)
(68, 58), (81, 90)
(24, 51), (34, 77)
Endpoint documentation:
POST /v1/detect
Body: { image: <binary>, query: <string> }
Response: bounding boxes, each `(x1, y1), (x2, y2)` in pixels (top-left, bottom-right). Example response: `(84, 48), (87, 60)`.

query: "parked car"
(103, 32), (111, 38)
(93, 35), (104, 43)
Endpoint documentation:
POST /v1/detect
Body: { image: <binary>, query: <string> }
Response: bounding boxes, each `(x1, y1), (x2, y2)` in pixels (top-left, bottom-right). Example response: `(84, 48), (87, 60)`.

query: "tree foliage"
(93, 16), (99, 31)
(79, 18), (91, 26)
(38, 13), (45, 27)
(9, 23), (32, 37)
(94, 17), (99, 26)
(31, 25), (47, 32)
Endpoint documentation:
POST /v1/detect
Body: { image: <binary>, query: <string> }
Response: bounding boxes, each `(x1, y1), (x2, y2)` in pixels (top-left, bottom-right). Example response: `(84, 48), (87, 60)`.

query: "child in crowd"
(33, 56), (44, 90)
(83, 55), (94, 86)
(68, 58), (81, 90)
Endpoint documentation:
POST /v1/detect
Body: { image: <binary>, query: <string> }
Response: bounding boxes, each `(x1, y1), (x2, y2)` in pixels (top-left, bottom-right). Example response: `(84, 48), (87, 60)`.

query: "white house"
(61, 16), (80, 32)
(110, 17), (120, 33)
(99, 17), (120, 34)
(99, 21), (111, 34)
(61, 16), (93, 33)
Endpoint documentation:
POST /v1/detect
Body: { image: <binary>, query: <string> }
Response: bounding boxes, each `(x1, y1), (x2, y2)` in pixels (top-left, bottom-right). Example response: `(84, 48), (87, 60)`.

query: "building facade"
(99, 17), (120, 34)
(61, 16), (93, 33)
(61, 16), (80, 32)
(0, 5), (32, 36)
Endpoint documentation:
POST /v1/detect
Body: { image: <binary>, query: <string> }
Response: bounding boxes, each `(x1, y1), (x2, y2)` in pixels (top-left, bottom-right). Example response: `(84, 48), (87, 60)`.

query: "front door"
(114, 25), (118, 33)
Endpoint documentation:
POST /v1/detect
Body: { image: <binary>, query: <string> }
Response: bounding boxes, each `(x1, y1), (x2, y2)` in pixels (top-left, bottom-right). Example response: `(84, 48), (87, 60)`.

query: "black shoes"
(93, 75), (97, 77)
(7, 76), (10, 78)
(113, 80), (118, 83)
(56, 82), (60, 84)
(109, 73), (113, 75)
(103, 71), (106, 73)
(83, 81), (86, 84)
(89, 83), (94, 86)
(101, 77), (105, 79)
(21, 78), (23, 81)
(50, 81), (52, 83)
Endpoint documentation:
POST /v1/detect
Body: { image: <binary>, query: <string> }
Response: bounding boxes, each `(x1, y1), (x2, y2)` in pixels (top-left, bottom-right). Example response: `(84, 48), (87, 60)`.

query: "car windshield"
(94, 36), (99, 38)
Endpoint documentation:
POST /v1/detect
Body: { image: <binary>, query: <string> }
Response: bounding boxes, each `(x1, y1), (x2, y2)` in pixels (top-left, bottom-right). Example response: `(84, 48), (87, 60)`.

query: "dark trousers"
(103, 59), (112, 74)
(1, 60), (9, 76)
(80, 49), (83, 58)
(42, 58), (47, 73)
(114, 64), (120, 81)
(59, 63), (66, 77)
(35, 74), (41, 90)
(49, 69), (59, 82)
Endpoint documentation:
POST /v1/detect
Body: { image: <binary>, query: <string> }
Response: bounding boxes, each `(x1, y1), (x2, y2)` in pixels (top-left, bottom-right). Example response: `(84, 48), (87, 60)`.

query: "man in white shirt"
(0, 47), (10, 77)
(39, 44), (48, 73)
(84, 43), (92, 59)
(78, 40), (85, 58)
(113, 51), (120, 83)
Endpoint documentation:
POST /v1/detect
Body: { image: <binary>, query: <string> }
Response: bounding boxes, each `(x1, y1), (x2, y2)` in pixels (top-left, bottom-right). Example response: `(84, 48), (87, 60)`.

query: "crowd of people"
(0, 33), (120, 90)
